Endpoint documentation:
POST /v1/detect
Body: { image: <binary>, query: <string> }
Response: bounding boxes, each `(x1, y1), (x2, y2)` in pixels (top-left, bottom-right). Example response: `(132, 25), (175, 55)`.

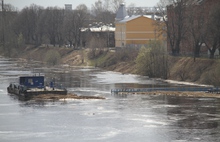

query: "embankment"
(15, 46), (220, 86)
(168, 57), (220, 86)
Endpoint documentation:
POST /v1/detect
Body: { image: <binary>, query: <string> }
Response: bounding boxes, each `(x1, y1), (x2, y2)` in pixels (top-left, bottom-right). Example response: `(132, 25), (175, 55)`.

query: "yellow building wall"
(115, 16), (164, 47)
(126, 16), (161, 45)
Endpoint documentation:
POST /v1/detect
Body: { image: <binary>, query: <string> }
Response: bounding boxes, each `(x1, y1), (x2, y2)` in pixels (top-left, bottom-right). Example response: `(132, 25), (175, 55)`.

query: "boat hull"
(7, 86), (67, 100)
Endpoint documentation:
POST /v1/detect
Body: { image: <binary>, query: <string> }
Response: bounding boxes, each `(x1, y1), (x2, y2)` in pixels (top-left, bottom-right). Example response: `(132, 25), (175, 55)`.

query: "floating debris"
(32, 93), (105, 101)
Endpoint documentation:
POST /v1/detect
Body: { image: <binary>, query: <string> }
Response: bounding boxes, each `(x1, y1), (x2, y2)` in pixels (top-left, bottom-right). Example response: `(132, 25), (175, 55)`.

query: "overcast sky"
(5, 0), (159, 10)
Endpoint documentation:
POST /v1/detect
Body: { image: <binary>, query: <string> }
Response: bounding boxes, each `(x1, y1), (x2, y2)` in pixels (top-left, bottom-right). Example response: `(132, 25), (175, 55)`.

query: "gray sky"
(5, 0), (159, 10)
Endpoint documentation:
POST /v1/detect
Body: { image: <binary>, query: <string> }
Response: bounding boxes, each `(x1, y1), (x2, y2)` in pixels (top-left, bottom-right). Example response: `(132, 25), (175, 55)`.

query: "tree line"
(157, 0), (220, 59)
(0, 0), (124, 56)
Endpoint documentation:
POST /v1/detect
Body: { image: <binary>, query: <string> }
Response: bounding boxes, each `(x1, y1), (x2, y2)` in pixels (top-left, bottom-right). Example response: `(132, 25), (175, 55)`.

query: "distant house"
(81, 24), (115, 47)
(115, 3), (164, 47)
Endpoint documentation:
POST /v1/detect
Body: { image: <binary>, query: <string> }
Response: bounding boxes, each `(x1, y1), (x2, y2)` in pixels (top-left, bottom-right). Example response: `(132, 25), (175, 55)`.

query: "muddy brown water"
(0, 57), (220, 142)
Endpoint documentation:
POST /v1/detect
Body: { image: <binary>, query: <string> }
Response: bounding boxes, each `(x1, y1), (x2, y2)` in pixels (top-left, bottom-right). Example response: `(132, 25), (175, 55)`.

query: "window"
(28, 79), (33, 85)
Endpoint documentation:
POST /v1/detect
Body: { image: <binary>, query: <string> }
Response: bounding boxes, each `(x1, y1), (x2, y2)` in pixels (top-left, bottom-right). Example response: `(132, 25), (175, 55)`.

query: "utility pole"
(1, 0), (5, 50)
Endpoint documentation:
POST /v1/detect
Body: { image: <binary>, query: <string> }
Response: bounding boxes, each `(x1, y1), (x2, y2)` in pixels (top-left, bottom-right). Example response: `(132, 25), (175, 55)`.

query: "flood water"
(0, 57), (220, 142)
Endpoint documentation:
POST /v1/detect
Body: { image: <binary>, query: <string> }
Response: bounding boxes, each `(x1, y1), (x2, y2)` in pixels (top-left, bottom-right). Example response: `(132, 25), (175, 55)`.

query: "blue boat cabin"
(19, 76), (44, 88)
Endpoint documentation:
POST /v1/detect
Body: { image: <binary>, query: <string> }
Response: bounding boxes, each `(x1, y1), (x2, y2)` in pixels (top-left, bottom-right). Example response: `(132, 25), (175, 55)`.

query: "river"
(0, 57), (220, 142)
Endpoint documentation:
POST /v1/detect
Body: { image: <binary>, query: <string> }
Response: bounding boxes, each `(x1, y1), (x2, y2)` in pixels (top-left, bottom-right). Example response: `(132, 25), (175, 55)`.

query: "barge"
(7, 75), (67, 99)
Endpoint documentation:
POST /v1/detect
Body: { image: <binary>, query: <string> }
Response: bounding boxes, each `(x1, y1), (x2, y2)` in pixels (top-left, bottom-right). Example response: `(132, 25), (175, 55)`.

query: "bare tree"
(91, 0), (105, 16)
(87, 36), (106, 59)
(0, 2), (18, 56)
(205, 3), (220, 59)
(187, 2), (207, 60)
(14, 4), (44, 45)
(63, 4), (89, 49)
(63, 11), (75, 47)
(111, 0), (125, 13)
(92, 0), (124, 13)
(157, 0), (188, 56)
(75, 4), (89, 48)
(126, 3), (136, 16)
(0, 3), (17, 11)
(42, 7), (64, 46)
(91, 0), (117, 23)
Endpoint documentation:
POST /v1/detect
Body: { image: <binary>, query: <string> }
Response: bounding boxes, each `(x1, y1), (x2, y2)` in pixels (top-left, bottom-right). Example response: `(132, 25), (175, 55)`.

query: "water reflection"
(1, 57), (220, 142)
(165, 96), (220, 129)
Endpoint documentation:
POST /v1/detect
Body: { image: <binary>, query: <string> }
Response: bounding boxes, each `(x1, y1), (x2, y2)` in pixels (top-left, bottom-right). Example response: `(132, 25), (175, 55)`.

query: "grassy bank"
(87, 48), (220, 86)
(168, 57), (220, 86)
(3, 45), (220, 86)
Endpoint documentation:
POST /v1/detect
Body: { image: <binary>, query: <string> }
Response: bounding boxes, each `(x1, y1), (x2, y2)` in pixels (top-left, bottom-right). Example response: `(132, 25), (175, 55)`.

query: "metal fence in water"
(111, 87), (220, 94)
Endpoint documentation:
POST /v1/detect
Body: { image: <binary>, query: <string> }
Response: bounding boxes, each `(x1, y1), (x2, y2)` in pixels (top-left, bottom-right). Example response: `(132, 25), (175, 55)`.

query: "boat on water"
(7, 75), (67, 99)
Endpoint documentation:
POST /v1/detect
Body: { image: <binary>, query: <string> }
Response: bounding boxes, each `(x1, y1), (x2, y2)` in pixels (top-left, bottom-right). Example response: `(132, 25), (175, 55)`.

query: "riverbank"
(3, 45), (220, 87)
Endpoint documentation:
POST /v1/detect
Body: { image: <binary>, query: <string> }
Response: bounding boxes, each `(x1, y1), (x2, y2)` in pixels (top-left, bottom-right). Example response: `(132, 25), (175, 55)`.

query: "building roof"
(81, 25), (115, 32)
(117, 15), (162, 23)
(115, 3), (129, 21)
(89, 26), (115, 32)
(118, 15), (141, 23)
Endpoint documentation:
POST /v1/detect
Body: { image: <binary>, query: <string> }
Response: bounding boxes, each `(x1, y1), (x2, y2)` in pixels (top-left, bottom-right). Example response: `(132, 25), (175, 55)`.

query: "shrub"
(44, 50), (61, 66)
(135, 40), (169, 79)
(87, 37), (106, 59)
(114, 48), (139, 62)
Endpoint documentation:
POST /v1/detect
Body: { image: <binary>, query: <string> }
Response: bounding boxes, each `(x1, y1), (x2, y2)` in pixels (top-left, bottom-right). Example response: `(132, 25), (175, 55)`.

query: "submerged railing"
(111, 87), (220, 94)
